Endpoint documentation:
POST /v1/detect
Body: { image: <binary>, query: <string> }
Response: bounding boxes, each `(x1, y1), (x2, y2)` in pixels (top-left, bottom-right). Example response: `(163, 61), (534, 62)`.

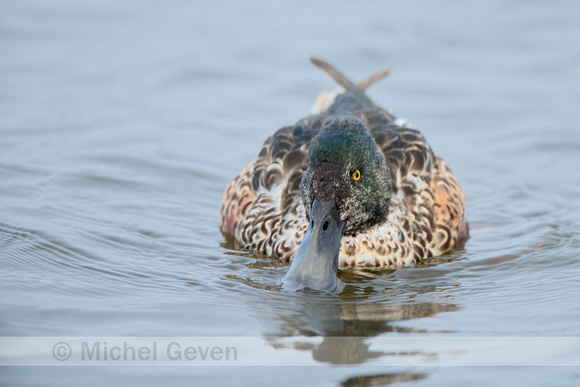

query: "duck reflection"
(261, 298), (455, 365)
(268, 297), (458, 338)
(340, 372), (428, 387)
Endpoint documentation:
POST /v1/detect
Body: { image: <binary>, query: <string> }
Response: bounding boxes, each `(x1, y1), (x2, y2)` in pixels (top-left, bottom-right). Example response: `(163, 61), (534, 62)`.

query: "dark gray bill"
(279, 199), (345, 292)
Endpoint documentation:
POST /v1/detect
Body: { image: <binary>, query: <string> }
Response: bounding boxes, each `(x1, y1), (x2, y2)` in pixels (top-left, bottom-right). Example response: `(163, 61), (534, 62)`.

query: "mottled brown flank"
(221, 100), (466, 267)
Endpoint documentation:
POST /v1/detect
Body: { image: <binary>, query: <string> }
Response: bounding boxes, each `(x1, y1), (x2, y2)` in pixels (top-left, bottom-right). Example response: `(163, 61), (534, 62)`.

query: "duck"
(221, 58), (467, 292)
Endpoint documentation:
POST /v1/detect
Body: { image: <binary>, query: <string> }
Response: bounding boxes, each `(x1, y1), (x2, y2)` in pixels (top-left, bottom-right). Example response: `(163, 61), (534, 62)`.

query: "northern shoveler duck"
(221, 58), (467, 292)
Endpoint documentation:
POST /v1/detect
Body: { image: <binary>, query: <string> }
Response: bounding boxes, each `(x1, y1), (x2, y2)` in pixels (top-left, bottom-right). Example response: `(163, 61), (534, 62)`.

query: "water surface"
(1, 0), (580, 385)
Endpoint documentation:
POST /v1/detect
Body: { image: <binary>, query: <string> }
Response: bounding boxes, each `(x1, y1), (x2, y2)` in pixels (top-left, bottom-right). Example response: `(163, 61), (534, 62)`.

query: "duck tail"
(310, 57), (392, 91)
(358, 67), (392, 90)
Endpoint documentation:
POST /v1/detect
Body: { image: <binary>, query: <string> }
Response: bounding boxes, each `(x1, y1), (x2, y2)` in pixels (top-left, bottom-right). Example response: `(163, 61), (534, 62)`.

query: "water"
(1, 0), (580, 385)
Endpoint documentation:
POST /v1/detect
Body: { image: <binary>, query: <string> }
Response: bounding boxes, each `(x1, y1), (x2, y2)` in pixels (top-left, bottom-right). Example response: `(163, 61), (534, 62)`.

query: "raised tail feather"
(310, 57), (392, 91)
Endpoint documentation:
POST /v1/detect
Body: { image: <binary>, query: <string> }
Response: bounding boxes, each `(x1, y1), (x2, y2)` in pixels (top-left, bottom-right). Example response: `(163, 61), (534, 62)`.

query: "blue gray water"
(1, 0), (580, 385)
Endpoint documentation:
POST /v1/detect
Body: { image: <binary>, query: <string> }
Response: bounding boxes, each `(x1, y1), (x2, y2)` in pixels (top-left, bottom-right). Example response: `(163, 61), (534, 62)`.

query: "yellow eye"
(353, 170), (361, 181)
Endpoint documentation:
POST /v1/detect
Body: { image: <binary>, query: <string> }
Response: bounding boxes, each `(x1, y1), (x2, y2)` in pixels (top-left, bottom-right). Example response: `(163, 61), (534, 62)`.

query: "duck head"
(280, 117), (392, 292)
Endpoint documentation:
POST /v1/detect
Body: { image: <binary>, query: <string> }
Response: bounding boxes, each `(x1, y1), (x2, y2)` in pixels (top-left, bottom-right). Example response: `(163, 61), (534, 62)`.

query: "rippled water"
(2, 0), (580, 385)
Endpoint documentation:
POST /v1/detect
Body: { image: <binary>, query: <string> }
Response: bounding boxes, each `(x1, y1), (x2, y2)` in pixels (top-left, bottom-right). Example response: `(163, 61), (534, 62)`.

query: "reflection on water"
(2, 0), (580, 385)
(261, 295), (457, 365)
(340, 372), (427, 387)
(263, 298), (459, 338)
(266, 336), (438, 365)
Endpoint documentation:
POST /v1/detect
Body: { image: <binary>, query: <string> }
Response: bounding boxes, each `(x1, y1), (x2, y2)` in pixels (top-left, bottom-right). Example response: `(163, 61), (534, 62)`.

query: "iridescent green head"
(300, 117), (392, 236)
(280, 117), (391, 292)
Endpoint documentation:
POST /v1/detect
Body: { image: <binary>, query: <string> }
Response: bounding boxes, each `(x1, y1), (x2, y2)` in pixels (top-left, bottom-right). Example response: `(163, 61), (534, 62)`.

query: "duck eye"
(353, 169), (361, 181)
